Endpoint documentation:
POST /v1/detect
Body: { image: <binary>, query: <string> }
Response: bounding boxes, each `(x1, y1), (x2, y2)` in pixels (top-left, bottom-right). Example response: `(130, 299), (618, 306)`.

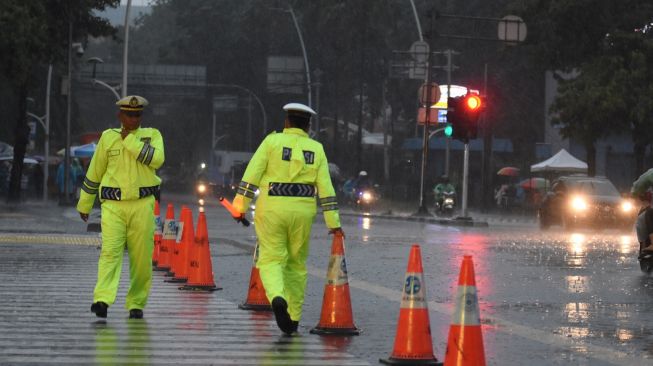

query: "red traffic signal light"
(447, 93), (484, 142)
(465, 95), (481, 111)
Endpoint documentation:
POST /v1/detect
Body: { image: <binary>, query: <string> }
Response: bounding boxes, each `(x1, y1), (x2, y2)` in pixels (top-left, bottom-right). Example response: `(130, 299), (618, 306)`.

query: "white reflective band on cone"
(326, 255), (349, 286)
(162, 219), (176, 240)
(154, 216), (162, 235)
(452, 285), (481, 325)
(400, 272), (427, 309)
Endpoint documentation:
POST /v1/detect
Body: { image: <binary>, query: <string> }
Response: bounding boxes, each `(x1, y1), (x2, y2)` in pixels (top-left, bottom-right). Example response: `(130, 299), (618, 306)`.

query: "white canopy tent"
(530, 148), (588, 174)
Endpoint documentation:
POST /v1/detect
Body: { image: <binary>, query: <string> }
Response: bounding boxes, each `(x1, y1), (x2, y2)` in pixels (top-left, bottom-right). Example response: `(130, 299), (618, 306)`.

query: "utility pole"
(415, 9), (437, 216)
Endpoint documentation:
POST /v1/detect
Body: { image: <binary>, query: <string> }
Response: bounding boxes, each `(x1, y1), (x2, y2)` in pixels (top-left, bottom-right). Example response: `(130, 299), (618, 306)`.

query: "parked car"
(539, 175), (637, 230)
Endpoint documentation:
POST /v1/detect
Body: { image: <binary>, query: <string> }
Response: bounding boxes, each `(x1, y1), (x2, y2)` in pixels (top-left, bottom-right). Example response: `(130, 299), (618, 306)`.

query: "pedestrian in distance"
(77, 95), (165, 319)
(232, 102), (344, 335)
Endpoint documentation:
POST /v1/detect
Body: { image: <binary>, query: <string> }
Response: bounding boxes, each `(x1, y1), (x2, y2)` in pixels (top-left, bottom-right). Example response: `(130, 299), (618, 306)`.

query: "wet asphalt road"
(199, 201), (653, 366)
(2, 198), (653, 365)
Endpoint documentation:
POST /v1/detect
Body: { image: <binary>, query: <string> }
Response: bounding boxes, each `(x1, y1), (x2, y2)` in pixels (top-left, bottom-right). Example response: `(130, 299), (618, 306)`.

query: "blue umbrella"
(72, 143), (97, 157)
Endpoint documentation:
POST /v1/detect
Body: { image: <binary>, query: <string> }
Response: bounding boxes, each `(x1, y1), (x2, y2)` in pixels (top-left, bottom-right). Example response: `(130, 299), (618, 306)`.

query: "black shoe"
(91, 302), (108, 318)
(129, 309), (143, 319)
(290, 320), (299, 333)
(271, 297), (293, 335)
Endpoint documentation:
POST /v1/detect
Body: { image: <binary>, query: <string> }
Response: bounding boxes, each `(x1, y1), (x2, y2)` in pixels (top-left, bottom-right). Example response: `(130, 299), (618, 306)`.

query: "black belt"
(100, 185), (160, 201)
(268, 183), (315, 197)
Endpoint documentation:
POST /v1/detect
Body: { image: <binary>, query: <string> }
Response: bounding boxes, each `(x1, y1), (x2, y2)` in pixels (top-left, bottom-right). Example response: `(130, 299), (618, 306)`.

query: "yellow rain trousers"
(233, 128), (340, 321)
(77, 127), (165, 310)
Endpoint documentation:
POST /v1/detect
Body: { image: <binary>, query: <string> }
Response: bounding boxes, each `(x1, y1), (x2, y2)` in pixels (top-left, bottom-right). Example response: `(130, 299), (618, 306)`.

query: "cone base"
(238, 302), (272, 311)
(164, 271), (175, 277)
(310, 325), (361, 336)
(379, 356), (442, 366)
(165, 277), (187, 283)
(179, 284), (222, 292)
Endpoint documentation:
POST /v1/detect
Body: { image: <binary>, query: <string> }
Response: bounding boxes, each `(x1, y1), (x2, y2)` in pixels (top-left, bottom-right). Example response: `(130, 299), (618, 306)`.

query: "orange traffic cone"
(238, 242), (271, 311)
(180, 209), (221, 291)
(152, 200), (162, 267)
(155, 203), (175, 272)
(310, 232), (360, 335)
(166, 206), (193, 283)
(444, 255), (486, 366)
(380, 244), (441, 366)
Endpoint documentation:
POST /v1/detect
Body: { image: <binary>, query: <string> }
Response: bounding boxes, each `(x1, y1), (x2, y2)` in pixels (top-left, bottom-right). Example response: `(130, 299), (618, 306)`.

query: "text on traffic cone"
(310, 232), (360, 335)
(180, 210), (221, 292)
(444, 255), (485, 366)
(380, 244), (440, 366)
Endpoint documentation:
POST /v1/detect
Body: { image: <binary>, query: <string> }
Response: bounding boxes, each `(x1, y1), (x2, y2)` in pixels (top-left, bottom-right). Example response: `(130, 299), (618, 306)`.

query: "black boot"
(271, 297), (293, 335)
(290, 320), (299, 333)
(129, 309), (143, 319)
(91, 302), (108, 318)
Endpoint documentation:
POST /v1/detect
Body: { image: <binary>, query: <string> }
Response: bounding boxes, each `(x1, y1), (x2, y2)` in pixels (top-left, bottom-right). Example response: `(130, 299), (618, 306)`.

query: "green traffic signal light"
(444, 124), (453, 137)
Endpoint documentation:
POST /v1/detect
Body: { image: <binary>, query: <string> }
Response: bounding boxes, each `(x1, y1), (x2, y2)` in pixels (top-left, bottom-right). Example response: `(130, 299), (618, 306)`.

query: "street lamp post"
(122, 0), (132, 98)
(286, 4), (312, 109)
(63, 20), (73, 205)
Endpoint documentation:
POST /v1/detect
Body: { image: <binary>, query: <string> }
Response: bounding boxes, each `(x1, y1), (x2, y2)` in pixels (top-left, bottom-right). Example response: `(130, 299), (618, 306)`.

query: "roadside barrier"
(238, 242), (271, 311)
(310, 231), (360, 336)
(444, 255), (486, 366)
(380, 244), (441, 365)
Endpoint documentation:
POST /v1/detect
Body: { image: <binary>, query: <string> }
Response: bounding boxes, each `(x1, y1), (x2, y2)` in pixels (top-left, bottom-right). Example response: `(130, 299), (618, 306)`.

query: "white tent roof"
(530, 148), (588, 173)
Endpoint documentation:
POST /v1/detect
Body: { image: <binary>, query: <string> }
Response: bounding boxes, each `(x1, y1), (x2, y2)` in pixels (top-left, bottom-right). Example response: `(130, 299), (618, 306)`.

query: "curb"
(340, 212), (489, 227)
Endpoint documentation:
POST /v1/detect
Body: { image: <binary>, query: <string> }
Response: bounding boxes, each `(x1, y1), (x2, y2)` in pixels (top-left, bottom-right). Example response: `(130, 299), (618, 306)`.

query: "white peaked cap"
(283, 103), (316, 115)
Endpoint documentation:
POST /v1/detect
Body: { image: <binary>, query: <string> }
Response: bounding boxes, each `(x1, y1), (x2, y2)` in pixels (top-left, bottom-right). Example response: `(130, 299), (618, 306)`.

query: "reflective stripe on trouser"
(254, 208), (315, 322)
(94, 196), (155, 310)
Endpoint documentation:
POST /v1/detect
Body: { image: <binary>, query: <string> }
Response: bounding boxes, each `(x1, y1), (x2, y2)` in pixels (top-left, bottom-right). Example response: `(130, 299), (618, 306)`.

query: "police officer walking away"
(233, 103), (344, 335)
(77, 95), (165, 319)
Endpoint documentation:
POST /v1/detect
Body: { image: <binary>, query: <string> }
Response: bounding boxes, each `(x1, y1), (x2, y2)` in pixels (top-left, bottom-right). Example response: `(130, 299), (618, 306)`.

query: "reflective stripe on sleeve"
(83, 177), (99, 189)
(137, 143), (149, 163)
(237, 181), (258, 198)
(143, 145), (155, 165)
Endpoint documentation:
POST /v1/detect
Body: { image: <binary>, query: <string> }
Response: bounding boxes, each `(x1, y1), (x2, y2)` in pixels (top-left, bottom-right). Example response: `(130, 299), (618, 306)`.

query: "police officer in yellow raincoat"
(77, 95), (164, 319)
(233, 103), (344, 334)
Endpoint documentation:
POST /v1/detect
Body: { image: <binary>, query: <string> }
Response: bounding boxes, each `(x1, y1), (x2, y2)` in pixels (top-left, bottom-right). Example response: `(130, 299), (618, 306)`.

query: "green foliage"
(0, 0), (118, 202)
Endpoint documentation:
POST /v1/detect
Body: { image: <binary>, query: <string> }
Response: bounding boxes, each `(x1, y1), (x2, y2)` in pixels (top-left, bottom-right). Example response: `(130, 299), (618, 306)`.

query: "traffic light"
(444, 124), (453, 137)
(447, 93), (483, 142)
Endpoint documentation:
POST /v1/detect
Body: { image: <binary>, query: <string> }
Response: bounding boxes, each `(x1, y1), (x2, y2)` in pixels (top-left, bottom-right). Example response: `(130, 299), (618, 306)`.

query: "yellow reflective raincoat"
(77, 127), (164, 310)
(233, 127), (340, 321)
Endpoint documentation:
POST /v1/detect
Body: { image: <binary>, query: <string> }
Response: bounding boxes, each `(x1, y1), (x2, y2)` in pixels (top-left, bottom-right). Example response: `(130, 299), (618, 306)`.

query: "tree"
(549, 55), (628, 176)
(0, 0), (117, 203)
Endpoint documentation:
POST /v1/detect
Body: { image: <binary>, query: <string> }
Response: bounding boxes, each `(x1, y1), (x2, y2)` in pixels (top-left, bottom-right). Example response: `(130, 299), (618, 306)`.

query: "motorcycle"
(196, 180), (215, 206)
(355, 187), (378, 212)
(434, 191), (456, 217)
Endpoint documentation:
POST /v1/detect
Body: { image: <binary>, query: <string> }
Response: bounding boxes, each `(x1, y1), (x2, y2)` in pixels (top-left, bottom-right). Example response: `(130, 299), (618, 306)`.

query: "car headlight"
(621, 201), (634, 213)
(362, 192), (372, 201)
(444, 198), (454, 204)
(198, 198), (205, 206)
(570, 196), (588, 211)
(197, 184), (207, 194)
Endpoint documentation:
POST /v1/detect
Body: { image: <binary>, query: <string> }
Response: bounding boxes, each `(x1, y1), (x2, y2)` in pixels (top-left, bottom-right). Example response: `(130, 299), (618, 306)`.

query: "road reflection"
(93, 319), (150, 365)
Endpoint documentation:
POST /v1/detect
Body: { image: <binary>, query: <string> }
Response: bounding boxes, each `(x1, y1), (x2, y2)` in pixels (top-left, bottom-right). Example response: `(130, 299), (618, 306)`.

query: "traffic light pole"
(461, 142), (470, 218)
